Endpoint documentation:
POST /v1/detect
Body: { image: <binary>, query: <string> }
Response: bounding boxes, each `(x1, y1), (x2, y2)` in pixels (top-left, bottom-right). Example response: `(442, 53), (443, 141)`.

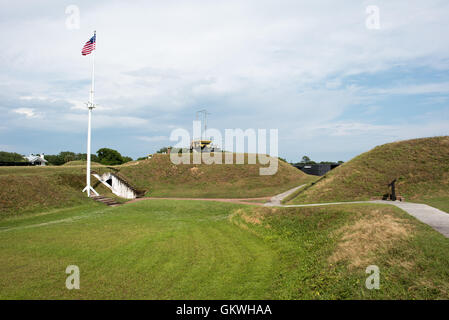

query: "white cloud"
(59, 114), (150, 130)
(19, 96), (48, 101)
(364, 105), (382, 115)
(325, 79), (342, 89)
(12, 108), (40, 118)
(370, 82), (449, 95)
(313, 122), (393, 137)
(137, 136), (169, 142)
(68, 99), (87, 111)
(1, 1), (449, 159)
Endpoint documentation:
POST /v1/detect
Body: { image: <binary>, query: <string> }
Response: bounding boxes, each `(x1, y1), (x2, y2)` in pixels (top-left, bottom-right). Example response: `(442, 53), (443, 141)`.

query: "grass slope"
(0, 200), (447, 299)
(289, 136), (449, 210)
(0, 166), (117, 218)
(63, 160), (104, 166)
(231, 204), (449, 299)
(117, 153), (313, 198)
(1, 154), (312, 217)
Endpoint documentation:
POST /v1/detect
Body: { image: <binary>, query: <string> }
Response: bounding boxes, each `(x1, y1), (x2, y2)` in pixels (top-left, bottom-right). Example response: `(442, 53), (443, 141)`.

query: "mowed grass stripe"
(1, 200), (448, 299)
(0, 200), (276, 299)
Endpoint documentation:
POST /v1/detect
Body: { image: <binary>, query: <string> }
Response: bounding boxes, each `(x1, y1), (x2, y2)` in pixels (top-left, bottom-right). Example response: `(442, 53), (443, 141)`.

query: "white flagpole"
(83, 31), (98, 197)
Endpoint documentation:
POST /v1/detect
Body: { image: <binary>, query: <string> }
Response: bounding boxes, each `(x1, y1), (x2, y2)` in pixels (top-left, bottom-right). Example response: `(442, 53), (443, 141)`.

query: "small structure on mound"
(190, 139), (221, 153)
(294, 163), (340, 176)
(190, 109), (221, 153)
(24, 154), (47, 166)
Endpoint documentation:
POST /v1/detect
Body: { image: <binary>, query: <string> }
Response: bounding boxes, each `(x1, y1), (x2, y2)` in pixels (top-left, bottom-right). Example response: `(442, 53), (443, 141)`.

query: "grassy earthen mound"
(117, 153), (314, 198)
(290, 136), (449, 205)
(0, 166), (115, 217)
(63, 160), (104, 166)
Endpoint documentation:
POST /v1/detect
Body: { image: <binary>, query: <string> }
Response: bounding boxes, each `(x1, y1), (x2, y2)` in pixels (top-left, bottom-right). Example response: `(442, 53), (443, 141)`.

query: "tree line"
(0, 148), (133, 166)
(294, 155), (344, 166)
(1, 150), (344, 166)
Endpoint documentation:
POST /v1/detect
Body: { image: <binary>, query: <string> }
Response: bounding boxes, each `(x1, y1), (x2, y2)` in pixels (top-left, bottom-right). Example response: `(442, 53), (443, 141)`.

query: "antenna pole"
(204, 110), (210, 140)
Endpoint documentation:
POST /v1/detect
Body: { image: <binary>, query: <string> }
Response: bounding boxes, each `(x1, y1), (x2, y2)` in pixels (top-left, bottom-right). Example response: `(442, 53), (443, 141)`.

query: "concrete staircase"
(109, 171), (146, 198)
(91, 195), (121, 207)
(91, 170), (146, 199)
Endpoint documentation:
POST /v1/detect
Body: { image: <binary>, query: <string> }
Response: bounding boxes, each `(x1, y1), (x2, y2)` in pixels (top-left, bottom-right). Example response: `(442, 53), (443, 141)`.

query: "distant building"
(294, 163), (340, 176)
(190, 139), (221, 153)
(24, 154), (48, 166)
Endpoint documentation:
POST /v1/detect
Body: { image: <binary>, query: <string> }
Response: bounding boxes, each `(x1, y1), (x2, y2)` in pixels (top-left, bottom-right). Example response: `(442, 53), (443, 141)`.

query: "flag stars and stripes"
(82, 34), (96, 56)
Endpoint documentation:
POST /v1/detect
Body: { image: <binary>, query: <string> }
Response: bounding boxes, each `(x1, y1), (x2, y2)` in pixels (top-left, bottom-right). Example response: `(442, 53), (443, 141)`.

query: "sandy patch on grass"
(441, 136), (449, 145)
(313, 175), (334, 190)
(189, 166), (203, 177)
(232, 208), (264, 225)
(416, 278), (449, 297)
(329, 210), (414, 268)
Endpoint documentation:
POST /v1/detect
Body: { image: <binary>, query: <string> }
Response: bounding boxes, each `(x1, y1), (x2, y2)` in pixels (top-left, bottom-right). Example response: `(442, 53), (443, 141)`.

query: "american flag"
(81, 33), (96, 56)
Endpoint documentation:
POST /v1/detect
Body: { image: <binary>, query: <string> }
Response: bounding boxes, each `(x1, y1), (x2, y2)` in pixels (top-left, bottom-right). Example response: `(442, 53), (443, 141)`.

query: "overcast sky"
(1, 0), (449, 162)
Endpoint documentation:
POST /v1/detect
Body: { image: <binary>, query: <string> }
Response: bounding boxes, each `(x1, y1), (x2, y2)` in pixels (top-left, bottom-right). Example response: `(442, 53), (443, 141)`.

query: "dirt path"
(128, 185), (307, 207)
(128, 196), (271, 206)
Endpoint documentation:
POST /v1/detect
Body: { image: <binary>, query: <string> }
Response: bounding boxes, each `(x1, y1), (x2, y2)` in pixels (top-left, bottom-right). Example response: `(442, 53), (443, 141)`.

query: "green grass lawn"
(0, 200), (448, 299)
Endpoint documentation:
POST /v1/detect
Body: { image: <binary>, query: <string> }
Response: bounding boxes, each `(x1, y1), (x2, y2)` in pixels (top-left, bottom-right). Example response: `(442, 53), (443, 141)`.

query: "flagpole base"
(82, 186), (99, 197)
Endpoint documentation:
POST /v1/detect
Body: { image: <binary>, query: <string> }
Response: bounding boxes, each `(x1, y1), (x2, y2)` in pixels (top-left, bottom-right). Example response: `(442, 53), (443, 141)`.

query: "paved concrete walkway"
(264, 184), (307, 206)
(384, 201), (449, 238)
(278, 198), (449, 238)
(136, 184), (449, 238)
(262, 185), (449, 237)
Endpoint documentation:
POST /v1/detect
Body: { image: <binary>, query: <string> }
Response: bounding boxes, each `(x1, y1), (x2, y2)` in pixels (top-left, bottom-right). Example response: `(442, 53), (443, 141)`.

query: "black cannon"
(388, 179), (397, 201)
